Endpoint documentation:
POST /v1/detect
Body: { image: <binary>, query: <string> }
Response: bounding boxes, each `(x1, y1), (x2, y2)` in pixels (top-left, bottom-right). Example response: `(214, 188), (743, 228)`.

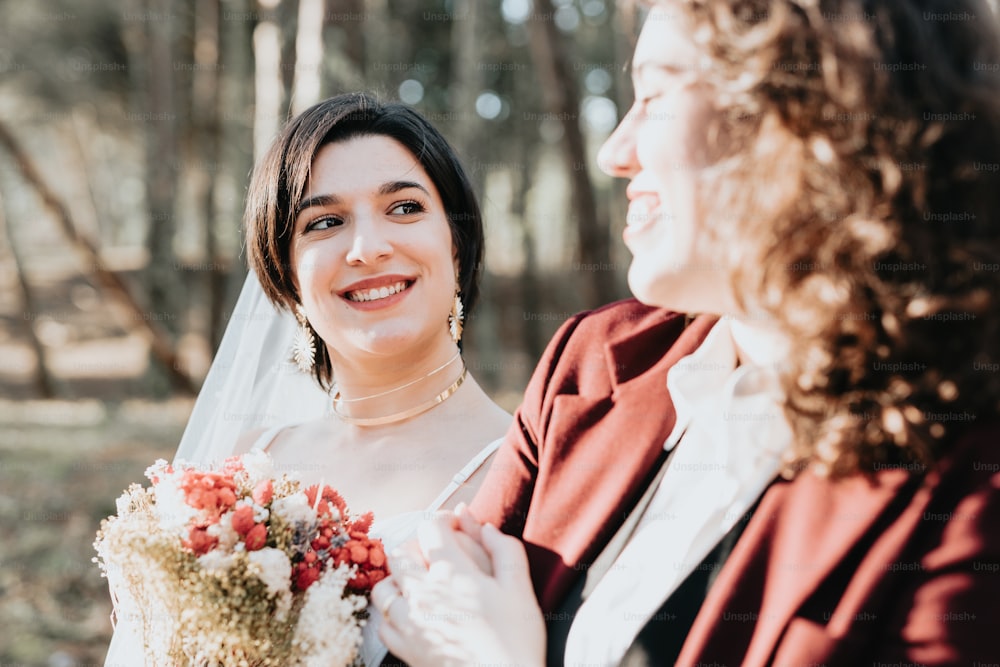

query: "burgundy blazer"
(471, 299), (1000, 665)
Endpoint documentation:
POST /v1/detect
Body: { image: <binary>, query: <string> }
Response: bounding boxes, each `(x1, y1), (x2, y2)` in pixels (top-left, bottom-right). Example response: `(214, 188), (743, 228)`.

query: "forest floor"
(0, 203), (198, 665)
(0, 398), (191, 667)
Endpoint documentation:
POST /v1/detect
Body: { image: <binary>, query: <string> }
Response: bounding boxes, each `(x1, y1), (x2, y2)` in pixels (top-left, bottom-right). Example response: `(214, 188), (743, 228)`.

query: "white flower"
(206, 517), (240, 552)
(247, 548), (292, 597)
(151, 475), (197, 534)
(144, 458), (172, 483)
(292, 564), (367, 666)
(197, 550), (237, 575)
(271, 494), (316, 527)
(240, 449), (275, 486)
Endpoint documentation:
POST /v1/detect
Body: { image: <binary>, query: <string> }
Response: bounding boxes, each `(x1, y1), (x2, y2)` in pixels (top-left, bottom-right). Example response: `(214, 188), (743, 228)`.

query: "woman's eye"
(304, 215), (342, 232)
(390, 201), (425, 216)
(638, 92), (663, 107)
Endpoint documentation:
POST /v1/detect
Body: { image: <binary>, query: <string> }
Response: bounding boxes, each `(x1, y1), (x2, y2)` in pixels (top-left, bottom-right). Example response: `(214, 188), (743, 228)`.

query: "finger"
(370, 577), (401, 618)
(453, 529), (493, 575)
(453, 503), (485, 543)
(416, 513), (479, 574)
(377, 612), (410, 662)
(387, 539), (429, 584)
(480, 522), (533, 589)
(381, 589), (410, 627)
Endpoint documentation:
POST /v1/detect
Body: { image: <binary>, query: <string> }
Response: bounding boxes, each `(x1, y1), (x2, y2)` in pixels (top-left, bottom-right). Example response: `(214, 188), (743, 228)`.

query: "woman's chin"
(627, 265), (728, 315)
(627, 265), (680, 310)
(348, 326), (445, 357)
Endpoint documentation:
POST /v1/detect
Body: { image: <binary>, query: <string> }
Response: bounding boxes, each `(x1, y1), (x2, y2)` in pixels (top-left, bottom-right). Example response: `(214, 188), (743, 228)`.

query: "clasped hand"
(371, 505), (546, 667)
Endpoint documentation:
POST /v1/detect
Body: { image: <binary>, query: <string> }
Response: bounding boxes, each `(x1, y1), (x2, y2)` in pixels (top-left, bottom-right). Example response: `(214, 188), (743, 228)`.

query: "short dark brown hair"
(244, 92), (485, 390)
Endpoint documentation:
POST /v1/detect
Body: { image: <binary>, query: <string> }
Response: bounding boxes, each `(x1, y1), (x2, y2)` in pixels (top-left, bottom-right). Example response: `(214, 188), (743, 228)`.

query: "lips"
(345, 280), (411, 302)
(626, 193), (660, 228)
(339, 275), (416, 304)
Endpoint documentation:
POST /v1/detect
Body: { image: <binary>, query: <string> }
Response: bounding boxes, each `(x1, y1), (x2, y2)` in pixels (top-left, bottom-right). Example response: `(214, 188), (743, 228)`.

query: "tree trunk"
(362, 0), (391, 85)
(525, 0), (614, 308)
(334, 0), (365, 74)
(218, 0), (255, 331)
(253, 0), (287, 161)
(0, 188), (56, 398)
(193, 0), (229, 353)
(291, 0), (325, 114)
(448, 0), (482, 163)
(143, 0), (182, 335)
(0, 121), (198, 395)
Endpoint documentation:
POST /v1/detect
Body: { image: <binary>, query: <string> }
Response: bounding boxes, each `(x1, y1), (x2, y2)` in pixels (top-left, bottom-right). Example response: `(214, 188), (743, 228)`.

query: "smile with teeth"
(345, 281), (412, 302)
(627, 194), (660, 227)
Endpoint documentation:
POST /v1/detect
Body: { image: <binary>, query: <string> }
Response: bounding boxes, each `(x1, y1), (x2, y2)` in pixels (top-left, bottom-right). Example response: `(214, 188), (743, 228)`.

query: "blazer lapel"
(528, 314), (720, 611)
(678, 467), (917, 666)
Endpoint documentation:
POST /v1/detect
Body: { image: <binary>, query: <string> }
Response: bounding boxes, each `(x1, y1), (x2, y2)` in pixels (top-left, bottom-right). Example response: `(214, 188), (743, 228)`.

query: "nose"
(345, 215), (393, 265)
(597, 106), (639, 178)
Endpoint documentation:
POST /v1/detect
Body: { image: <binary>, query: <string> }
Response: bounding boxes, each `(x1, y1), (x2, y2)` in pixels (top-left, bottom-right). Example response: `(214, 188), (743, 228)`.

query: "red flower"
(231, 505), (255, 536)
(180, 470), (239, 522)
(349, 544), (369, 564)
(311, 525), (335, 551)
(184, 525), (218, 556)
(244, 523), (268, 551)
(252, 479), (273, 506)
(368, 544), (386, 568)
(348, 512), (374, 534)
(293, 559), (321, 591)
(349, 572), (371, 590)
(332, 534), (390, 594)
(304, 484), (348, 518)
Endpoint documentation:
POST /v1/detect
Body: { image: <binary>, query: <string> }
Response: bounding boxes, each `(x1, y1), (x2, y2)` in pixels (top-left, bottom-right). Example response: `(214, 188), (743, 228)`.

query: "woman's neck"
(726, 315), (790, 370)
(328, 338), (464, 422)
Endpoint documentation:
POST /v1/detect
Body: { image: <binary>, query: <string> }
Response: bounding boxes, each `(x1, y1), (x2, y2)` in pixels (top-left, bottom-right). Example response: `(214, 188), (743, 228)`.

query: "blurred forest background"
(0, 0), (639, 664)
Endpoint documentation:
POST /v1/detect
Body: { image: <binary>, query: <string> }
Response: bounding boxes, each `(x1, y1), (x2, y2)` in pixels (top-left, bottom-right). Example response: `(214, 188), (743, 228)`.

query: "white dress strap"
(251, 424), (287, 453)
(425, 437), (503, 512)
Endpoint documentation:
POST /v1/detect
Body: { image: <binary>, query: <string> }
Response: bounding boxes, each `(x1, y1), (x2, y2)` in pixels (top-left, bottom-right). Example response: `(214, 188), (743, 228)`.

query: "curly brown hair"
(642, 0), (1000, 476)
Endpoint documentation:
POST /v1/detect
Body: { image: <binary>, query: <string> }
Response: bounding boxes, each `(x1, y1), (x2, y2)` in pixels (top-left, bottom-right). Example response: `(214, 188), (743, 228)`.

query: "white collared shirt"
(563, 317), (793, 667)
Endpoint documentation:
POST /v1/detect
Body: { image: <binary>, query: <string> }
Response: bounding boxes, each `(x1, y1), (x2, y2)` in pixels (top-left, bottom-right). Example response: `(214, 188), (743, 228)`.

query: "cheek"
(292, 246), (330, 300)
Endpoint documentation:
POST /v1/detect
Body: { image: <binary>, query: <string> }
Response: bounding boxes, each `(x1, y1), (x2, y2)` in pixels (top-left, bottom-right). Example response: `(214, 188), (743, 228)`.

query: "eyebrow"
(295, 180), (431, 216)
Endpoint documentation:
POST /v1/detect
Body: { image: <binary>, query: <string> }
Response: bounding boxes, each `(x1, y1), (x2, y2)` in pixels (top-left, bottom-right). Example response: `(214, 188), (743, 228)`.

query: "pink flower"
(231, 505), (256, 536)
(180, 470), (238, 522)
(185, 525), (219, 556)
(221, 456), (244, 474)
(252, 479), (273, 506)
(244, 523), (267, 551)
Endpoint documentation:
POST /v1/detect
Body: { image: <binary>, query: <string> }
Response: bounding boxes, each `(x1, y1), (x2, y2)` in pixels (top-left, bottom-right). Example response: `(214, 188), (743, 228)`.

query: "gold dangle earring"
(291, 304), (316, 372)
(448, 290), (464, 343)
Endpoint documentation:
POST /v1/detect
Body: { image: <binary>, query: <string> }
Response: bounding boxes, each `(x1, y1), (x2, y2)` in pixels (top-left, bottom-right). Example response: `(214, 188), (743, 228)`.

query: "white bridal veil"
(173, 271), (330, 465)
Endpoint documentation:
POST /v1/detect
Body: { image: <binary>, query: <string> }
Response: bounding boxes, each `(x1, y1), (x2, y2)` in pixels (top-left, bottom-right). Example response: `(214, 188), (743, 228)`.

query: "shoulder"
(536, 299), (700, 391)
(233, 423), (302, 456)
(927, 419), (1000, 506)
(554, 298), (682, 345)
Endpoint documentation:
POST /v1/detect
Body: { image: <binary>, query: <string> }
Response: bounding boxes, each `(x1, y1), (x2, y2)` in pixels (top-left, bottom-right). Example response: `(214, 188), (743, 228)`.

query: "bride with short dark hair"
(103, 92), (511, 667)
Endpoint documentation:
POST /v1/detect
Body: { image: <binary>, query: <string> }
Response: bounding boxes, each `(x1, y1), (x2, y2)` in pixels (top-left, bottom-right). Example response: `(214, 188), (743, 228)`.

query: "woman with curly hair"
(371, 0), (1000, 665)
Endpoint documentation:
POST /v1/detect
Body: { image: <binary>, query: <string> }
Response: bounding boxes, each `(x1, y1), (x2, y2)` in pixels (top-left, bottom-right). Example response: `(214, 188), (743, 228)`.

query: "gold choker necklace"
(331, 366), (467, 426)
(332, 350), (461, 403)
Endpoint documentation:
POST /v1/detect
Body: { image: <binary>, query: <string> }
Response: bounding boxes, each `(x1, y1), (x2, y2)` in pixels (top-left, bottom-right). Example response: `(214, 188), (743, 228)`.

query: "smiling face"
(598, 5), (738, 315)
(290, 134), (458, 365)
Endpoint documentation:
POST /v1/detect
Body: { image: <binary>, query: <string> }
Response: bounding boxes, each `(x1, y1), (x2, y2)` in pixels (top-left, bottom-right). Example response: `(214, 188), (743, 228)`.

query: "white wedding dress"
(103, 273), (504, 667)
(249, 425), (502, 667)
